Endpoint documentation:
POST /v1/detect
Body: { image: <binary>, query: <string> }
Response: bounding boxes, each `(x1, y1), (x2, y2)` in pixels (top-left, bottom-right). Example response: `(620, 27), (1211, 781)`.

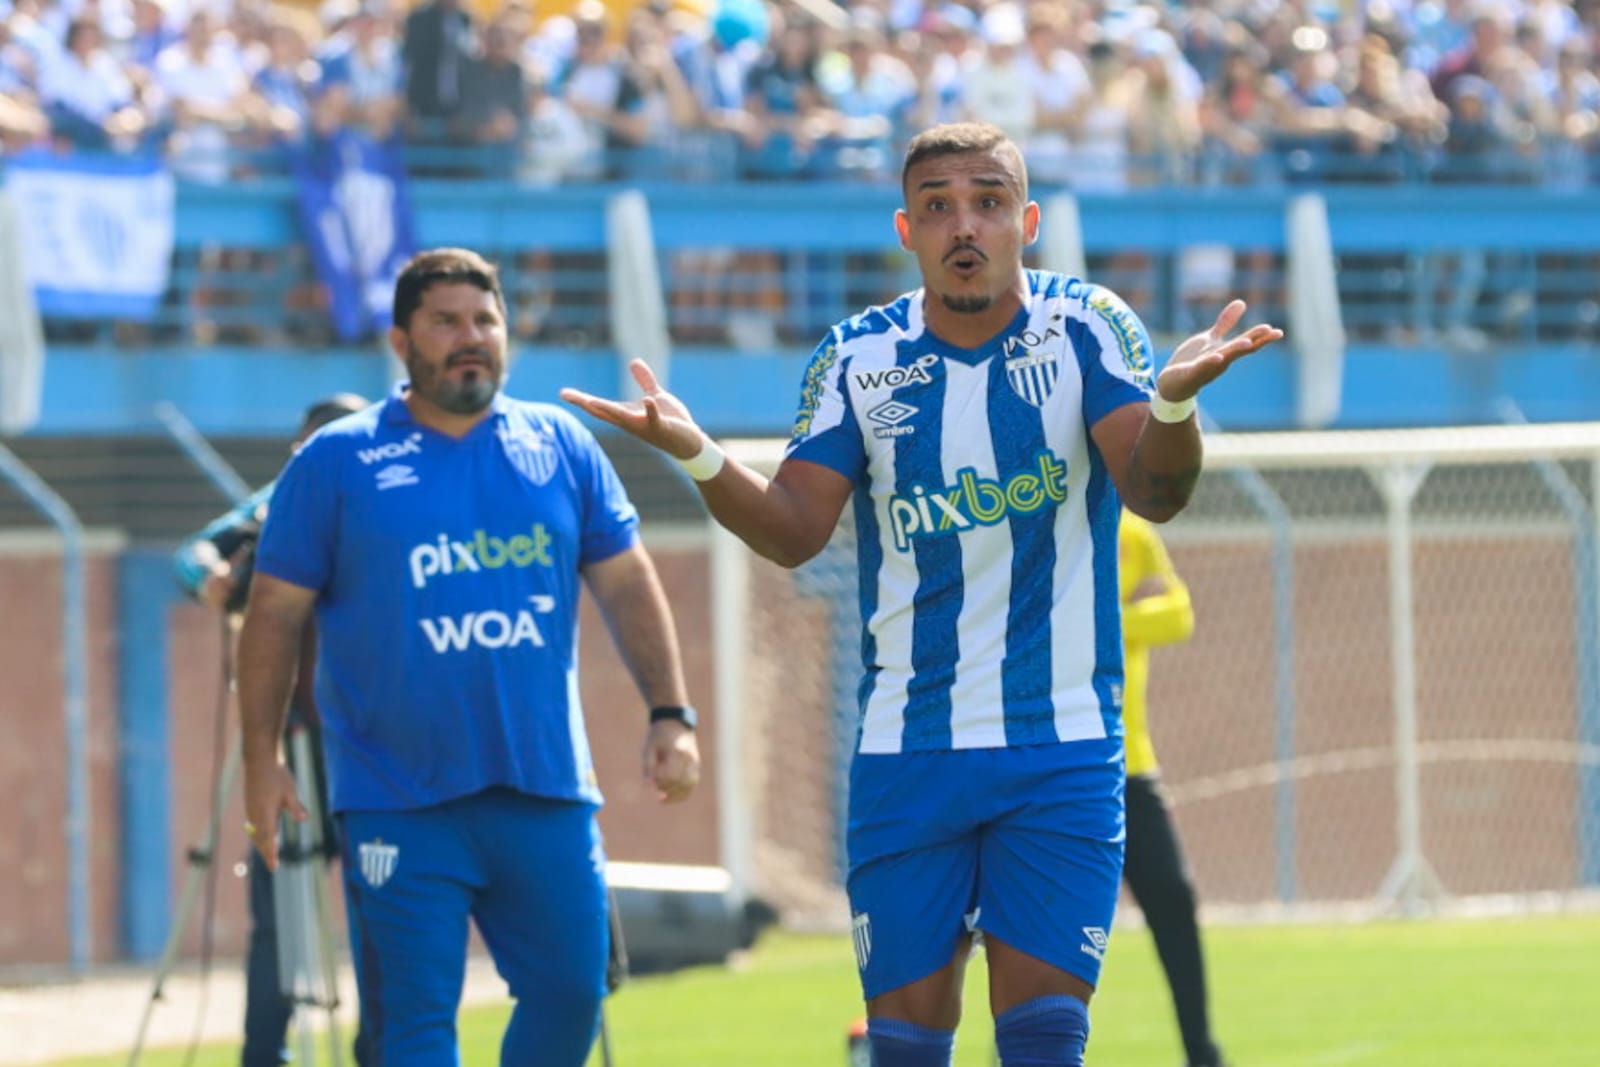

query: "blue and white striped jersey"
(786, 270), (1157, 755)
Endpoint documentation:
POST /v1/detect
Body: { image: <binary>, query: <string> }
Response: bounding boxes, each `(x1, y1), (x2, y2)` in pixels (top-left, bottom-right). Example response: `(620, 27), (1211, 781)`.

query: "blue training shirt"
(786, 270), (1155, 757)
(254, 384), (640, 813)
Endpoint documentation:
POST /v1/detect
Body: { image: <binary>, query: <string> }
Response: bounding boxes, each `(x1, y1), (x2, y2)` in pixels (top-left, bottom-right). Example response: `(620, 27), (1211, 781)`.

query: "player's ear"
(894, 209), (912, 252)
(1022, 200), (1040, 247)
(387, 323), (409, 364)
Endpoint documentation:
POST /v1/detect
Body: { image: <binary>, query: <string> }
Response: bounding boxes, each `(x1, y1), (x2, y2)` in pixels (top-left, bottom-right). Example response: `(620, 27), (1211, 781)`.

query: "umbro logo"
(1080, 926), (1109, 961)
(867, 399), (918, 439)
(375, 464), (419, 490)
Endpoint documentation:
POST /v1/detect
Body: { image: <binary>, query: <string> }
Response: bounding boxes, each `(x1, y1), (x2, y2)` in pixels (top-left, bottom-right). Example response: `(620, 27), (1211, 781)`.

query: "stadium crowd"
(0, 0), (1595, 187)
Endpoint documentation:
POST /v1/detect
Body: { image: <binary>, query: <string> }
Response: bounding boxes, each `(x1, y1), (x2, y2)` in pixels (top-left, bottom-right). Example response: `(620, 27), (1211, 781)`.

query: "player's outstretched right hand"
(560, 359), (705, 461)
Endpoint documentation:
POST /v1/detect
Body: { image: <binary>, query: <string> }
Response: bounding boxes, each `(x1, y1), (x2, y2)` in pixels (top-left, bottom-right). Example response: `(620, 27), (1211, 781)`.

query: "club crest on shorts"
(851, 912), (872, 971)
(1004, 336), (1061, 408)
(359, 839), (399, 888)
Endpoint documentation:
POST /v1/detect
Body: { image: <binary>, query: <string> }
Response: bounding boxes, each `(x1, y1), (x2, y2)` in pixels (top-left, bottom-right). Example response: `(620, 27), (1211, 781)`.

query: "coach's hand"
(242, 757), (309, 871)
(643, 719), (700, 804)
(560, 360), (706, 461)
(1156, 300), (1283, 403)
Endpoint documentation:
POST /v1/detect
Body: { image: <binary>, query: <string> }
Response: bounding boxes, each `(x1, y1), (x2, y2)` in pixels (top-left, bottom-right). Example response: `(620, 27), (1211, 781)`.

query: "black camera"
(214, 504), (266, 616)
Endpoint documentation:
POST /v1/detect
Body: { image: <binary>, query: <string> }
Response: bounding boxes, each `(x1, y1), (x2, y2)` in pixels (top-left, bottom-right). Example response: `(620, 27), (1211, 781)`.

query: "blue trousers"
(341, 788), (609, 1067)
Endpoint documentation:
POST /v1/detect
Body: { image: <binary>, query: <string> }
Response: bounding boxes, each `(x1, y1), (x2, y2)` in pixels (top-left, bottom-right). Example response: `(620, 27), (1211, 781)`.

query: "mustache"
(447, 348), (494, 367)
(944, 245), (986, 263)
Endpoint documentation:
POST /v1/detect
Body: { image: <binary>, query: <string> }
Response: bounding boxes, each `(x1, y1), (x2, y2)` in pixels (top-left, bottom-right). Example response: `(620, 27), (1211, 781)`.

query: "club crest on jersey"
(851, 912), (872, 970)
(498, 425), (558, 485)
(851, 353), (940, 392)
(359, 839), (399, 888)
(1004, 335), (1061, 408)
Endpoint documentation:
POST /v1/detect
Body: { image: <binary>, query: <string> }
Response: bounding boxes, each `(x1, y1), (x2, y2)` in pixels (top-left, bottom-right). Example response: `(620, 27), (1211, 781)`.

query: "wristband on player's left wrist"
(649, 705), (698, 730)
(1149, 390), (1197, 424)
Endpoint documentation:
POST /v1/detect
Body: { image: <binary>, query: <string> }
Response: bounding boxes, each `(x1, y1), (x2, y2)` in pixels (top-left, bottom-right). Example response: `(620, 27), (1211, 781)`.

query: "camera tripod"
(126, 720), (350, 1067)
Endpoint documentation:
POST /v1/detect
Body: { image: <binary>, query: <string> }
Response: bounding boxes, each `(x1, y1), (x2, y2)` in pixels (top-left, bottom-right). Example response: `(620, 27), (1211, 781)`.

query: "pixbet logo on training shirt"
(886, 450), (1069, 551)
(407, 524), (555, 588)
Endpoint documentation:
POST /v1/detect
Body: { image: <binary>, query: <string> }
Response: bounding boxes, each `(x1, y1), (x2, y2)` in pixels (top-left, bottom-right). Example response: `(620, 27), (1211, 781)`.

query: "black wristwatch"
(649, 705), (698, 730)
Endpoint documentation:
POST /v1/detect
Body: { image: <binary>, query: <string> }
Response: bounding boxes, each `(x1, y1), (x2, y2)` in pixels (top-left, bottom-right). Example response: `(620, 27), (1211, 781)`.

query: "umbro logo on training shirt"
(375, 464), (419, 490)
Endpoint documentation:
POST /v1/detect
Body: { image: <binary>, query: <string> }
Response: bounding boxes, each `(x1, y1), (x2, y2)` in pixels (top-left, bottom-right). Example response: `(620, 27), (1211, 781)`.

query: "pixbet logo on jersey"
(408, 524), (554, 588)
(886, 450), (1068, 551)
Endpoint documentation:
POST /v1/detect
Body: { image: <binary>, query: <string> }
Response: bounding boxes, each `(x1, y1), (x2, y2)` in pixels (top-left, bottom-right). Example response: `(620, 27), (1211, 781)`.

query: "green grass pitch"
(48, 913), (1600, 1066)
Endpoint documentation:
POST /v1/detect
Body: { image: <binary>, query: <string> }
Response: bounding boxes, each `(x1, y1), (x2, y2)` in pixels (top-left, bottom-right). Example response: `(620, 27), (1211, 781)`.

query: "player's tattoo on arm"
(1125, 451), (1202, 516)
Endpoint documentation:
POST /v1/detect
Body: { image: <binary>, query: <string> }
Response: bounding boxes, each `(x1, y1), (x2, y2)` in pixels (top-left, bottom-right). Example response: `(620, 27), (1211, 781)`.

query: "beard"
(940, 292), (992, 314)
(408, 348), (500, 414)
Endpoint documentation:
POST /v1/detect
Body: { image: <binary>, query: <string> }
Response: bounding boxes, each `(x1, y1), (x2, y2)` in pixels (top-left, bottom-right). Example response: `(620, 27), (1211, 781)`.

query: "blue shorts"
(846, 742), (1125, 999)
(341, 788), (608, 1066)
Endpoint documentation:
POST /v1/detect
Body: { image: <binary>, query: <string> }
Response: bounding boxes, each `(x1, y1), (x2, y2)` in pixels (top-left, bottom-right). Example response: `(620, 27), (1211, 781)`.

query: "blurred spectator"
(688, 0), (767, 179)
(1019, 1), (1088, 185)
(614, 6), (700, 176)
(742, 14), (828, 178)
(461, 11), (530, 166)
(550, 0), (643, 178)
(155, 10), (266, 183)
(1064, 36), (1136, 194)
(39, 15), (145, 150)
(317, 0), (402, 140)
(1545, 39), (1600, 185)
(124, 0), (178, 71)
(1127, 29), (1199, 186)
(401, 0), (475, 136)
(1198, 42), (1272, 186)
(816, 19), (915, 179)
(1431, 10), (1509, 103)
(963, 3), (1035, 146)
(521, 65), (585, 184)
(0, 15), (48, 148)
(252, 18), (320, 149)
(910, 6), (974, 130)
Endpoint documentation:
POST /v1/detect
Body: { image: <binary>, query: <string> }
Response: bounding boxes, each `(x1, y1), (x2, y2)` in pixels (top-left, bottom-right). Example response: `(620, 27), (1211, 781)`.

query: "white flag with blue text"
(3, 152), (175, 320)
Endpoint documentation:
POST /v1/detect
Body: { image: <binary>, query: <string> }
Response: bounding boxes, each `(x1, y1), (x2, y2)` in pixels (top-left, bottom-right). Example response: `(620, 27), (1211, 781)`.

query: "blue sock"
(867, 1017), (955, 1067)
(994, 995), (1090, 1066)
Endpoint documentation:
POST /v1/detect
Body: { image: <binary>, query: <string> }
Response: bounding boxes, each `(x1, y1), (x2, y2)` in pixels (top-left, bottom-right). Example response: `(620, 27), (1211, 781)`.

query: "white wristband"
(1149, 392), (1197, 424)
(676, 435), (726, 482)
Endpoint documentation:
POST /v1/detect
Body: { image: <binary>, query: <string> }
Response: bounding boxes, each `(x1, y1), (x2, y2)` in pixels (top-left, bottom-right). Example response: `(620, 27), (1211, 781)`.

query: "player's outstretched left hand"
(561, 360), (705, 461)
(1156, 300), (1284, 404)
(643, 719), (700, 804)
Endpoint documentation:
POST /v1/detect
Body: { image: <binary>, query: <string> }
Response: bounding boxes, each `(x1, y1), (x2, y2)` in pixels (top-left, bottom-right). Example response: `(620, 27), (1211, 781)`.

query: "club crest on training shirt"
(499, 424), (558, 485)
(1003, 327), (1063, 408)
(359, 839), (399, 888)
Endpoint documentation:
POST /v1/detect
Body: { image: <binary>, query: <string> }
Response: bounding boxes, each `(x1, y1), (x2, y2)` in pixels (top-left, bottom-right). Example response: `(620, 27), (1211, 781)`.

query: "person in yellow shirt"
(1120, 509), (1228, 1067)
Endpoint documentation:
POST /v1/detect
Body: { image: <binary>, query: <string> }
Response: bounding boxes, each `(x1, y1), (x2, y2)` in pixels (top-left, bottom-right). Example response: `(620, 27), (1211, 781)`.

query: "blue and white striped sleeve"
(1078, 285), (1158, 426)
(784, 331), (865, 482)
